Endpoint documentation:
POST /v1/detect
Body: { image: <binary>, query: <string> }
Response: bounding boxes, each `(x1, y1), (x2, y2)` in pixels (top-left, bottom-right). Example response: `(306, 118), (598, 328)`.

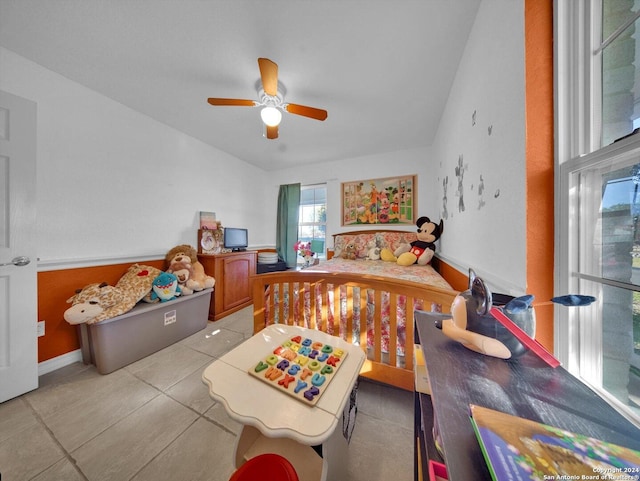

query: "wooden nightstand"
(197, 250), (256, 321)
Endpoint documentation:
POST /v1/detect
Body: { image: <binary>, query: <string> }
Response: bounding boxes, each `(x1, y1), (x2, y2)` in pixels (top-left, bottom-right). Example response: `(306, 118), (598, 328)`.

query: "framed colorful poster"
(341, 175), (416, 226)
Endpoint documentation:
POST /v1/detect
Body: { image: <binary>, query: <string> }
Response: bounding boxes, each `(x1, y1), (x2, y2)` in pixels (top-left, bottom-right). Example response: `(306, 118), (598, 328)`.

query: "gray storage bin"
(78, 288), (213, 374)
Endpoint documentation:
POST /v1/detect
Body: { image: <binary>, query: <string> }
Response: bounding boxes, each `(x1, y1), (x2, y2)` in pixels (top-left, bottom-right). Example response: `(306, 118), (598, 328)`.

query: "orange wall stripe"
(435, 260), (468, 292)
(525, 0), (554, 351)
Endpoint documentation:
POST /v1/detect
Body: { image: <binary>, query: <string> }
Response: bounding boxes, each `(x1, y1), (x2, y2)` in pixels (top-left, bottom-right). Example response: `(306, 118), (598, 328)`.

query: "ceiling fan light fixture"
(207, 58), (326, 138)
(260, 106), (282, 127)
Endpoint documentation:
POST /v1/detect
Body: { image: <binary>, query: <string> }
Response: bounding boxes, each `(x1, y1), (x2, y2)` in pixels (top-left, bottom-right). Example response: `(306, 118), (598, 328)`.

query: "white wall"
(1, 0), (528, 289)
(1, 47), (269, 267)
(268, 0), (528, 295)
(430, 0), (526, 294)
(267, 146), (437, 249)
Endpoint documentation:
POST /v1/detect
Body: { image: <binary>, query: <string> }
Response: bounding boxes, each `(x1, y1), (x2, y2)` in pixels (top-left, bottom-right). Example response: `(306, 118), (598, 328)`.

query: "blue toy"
(150, 272), (181, 302)
(551, 294), (596, 307)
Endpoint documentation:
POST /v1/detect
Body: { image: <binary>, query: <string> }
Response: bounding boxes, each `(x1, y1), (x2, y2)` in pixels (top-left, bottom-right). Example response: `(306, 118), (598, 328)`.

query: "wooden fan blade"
(285, 103), (328, 121)
(207, 98), (256, 107)
(266, 125), (278, 139)
(258, 58), (278, 96)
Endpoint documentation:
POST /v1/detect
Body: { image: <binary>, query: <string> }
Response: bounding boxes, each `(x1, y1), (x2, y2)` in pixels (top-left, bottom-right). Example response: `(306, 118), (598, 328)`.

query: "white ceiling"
(0, 0), (481, 171)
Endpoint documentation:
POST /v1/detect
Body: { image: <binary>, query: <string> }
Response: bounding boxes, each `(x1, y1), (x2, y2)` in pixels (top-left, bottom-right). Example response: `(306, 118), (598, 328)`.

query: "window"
(298, 184), (326, 261)
(557, 0), (640, 425)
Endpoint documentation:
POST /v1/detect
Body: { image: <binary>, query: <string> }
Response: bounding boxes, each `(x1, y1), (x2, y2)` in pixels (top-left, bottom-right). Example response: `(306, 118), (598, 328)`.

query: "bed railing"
(252, 270), (458, 391)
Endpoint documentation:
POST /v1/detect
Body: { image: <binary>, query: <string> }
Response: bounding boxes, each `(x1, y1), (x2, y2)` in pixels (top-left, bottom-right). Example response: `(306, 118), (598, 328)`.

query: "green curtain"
(276, 183), (301, 268)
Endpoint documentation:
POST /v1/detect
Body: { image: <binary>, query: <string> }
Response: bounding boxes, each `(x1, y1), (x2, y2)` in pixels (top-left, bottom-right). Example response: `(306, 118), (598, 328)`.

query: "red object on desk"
(428, 460), (448, 481)
(229, 453), (299, 481)
(489, 307), (561, 368)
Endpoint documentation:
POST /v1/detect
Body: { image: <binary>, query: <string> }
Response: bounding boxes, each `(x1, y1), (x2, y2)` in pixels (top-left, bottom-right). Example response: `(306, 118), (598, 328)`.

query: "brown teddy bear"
(341, 241), (357, 260)
(167, 260), (195, 295)
(165, 245), (215, 292)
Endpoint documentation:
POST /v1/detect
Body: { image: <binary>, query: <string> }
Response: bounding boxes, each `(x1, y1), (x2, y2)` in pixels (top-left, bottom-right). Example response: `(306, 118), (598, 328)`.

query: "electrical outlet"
(37, 320), (45, 337)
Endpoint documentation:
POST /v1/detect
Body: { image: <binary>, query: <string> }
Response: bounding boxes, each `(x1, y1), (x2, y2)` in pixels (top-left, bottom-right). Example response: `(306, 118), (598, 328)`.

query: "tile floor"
(0, 307), (414, 481)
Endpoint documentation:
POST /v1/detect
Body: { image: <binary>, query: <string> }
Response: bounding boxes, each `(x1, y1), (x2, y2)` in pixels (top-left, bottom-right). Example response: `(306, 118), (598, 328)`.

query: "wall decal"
(442, 175), (449, 220)
(455, 154), (466, 213)
(439, 111), (503, 220)
(478, 174), (486, 210)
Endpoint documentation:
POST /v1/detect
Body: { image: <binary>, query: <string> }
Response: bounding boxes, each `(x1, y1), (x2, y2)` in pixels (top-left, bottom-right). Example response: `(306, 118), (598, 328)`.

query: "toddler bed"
(252, 230), (458, 391)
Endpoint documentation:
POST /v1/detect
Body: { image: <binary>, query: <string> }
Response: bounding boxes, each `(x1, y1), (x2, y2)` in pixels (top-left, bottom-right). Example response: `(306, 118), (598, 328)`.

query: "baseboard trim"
(38, 349), (83, 376)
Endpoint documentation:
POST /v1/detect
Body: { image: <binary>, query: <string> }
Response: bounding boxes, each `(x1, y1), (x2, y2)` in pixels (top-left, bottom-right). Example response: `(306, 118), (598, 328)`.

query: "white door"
(0, 90), (38, 403)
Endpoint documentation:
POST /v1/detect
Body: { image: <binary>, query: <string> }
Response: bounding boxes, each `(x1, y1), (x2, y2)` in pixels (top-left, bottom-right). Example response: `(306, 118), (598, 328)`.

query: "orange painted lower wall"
(37, 260), (164, 363)
(434, 259), (468, 293)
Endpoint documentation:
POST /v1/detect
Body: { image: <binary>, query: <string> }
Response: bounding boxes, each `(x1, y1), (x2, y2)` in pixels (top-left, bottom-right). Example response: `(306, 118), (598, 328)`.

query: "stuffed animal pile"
(64, 264), (162, 325)
(64, 244), (216, 325)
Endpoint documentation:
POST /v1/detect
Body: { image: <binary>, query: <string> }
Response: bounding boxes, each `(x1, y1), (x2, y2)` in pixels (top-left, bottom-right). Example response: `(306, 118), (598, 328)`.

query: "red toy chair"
(229, 453), (299, 481)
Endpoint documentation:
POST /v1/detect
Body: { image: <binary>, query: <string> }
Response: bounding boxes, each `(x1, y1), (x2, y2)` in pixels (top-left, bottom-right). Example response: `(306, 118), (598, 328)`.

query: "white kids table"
(202, 324), (365, 481)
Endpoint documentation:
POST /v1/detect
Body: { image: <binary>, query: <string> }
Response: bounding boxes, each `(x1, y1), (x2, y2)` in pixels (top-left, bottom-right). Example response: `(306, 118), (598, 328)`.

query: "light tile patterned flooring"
(0, 307), (414, 481)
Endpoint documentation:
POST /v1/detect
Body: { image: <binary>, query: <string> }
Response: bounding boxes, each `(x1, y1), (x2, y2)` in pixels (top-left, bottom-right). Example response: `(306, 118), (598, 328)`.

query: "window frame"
(556, 0), (640, 425)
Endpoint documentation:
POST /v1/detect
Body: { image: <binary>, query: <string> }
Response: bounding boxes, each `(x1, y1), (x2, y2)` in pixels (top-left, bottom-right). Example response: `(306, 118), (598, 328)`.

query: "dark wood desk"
(414, 310), (640, 481)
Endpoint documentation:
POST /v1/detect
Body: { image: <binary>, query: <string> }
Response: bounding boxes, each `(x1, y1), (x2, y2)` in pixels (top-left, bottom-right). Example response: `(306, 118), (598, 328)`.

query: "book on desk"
(469, 404), (640, 481)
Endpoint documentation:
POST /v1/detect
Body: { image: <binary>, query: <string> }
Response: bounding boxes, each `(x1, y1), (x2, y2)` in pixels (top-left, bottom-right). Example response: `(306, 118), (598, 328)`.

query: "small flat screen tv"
(223, 227), (248, 251)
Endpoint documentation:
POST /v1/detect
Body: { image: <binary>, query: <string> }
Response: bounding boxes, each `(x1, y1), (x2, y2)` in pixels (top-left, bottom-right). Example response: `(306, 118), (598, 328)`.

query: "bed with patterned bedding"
(252, 230), (459, 391)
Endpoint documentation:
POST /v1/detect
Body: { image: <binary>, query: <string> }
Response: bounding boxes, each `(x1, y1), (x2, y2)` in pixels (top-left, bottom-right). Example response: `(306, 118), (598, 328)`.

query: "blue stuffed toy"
(150, 272), (181, 302)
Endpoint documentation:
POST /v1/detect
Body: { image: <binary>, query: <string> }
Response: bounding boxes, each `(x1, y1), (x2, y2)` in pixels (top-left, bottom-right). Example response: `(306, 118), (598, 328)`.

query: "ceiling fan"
(207, 58), (328, 139)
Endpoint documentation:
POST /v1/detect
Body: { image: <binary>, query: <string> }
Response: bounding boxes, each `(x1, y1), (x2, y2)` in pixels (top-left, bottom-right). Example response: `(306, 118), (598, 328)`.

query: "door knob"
(0, 256), (31, 267)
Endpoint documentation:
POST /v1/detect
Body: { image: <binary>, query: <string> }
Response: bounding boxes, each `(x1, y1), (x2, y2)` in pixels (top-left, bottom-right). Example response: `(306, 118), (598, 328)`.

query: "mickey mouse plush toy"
(381, 216), (444, 266)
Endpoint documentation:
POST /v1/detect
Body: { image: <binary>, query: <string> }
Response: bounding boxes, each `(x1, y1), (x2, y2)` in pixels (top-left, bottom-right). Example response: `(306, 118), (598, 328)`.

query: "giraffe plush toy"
(64, 264), (162, 325)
